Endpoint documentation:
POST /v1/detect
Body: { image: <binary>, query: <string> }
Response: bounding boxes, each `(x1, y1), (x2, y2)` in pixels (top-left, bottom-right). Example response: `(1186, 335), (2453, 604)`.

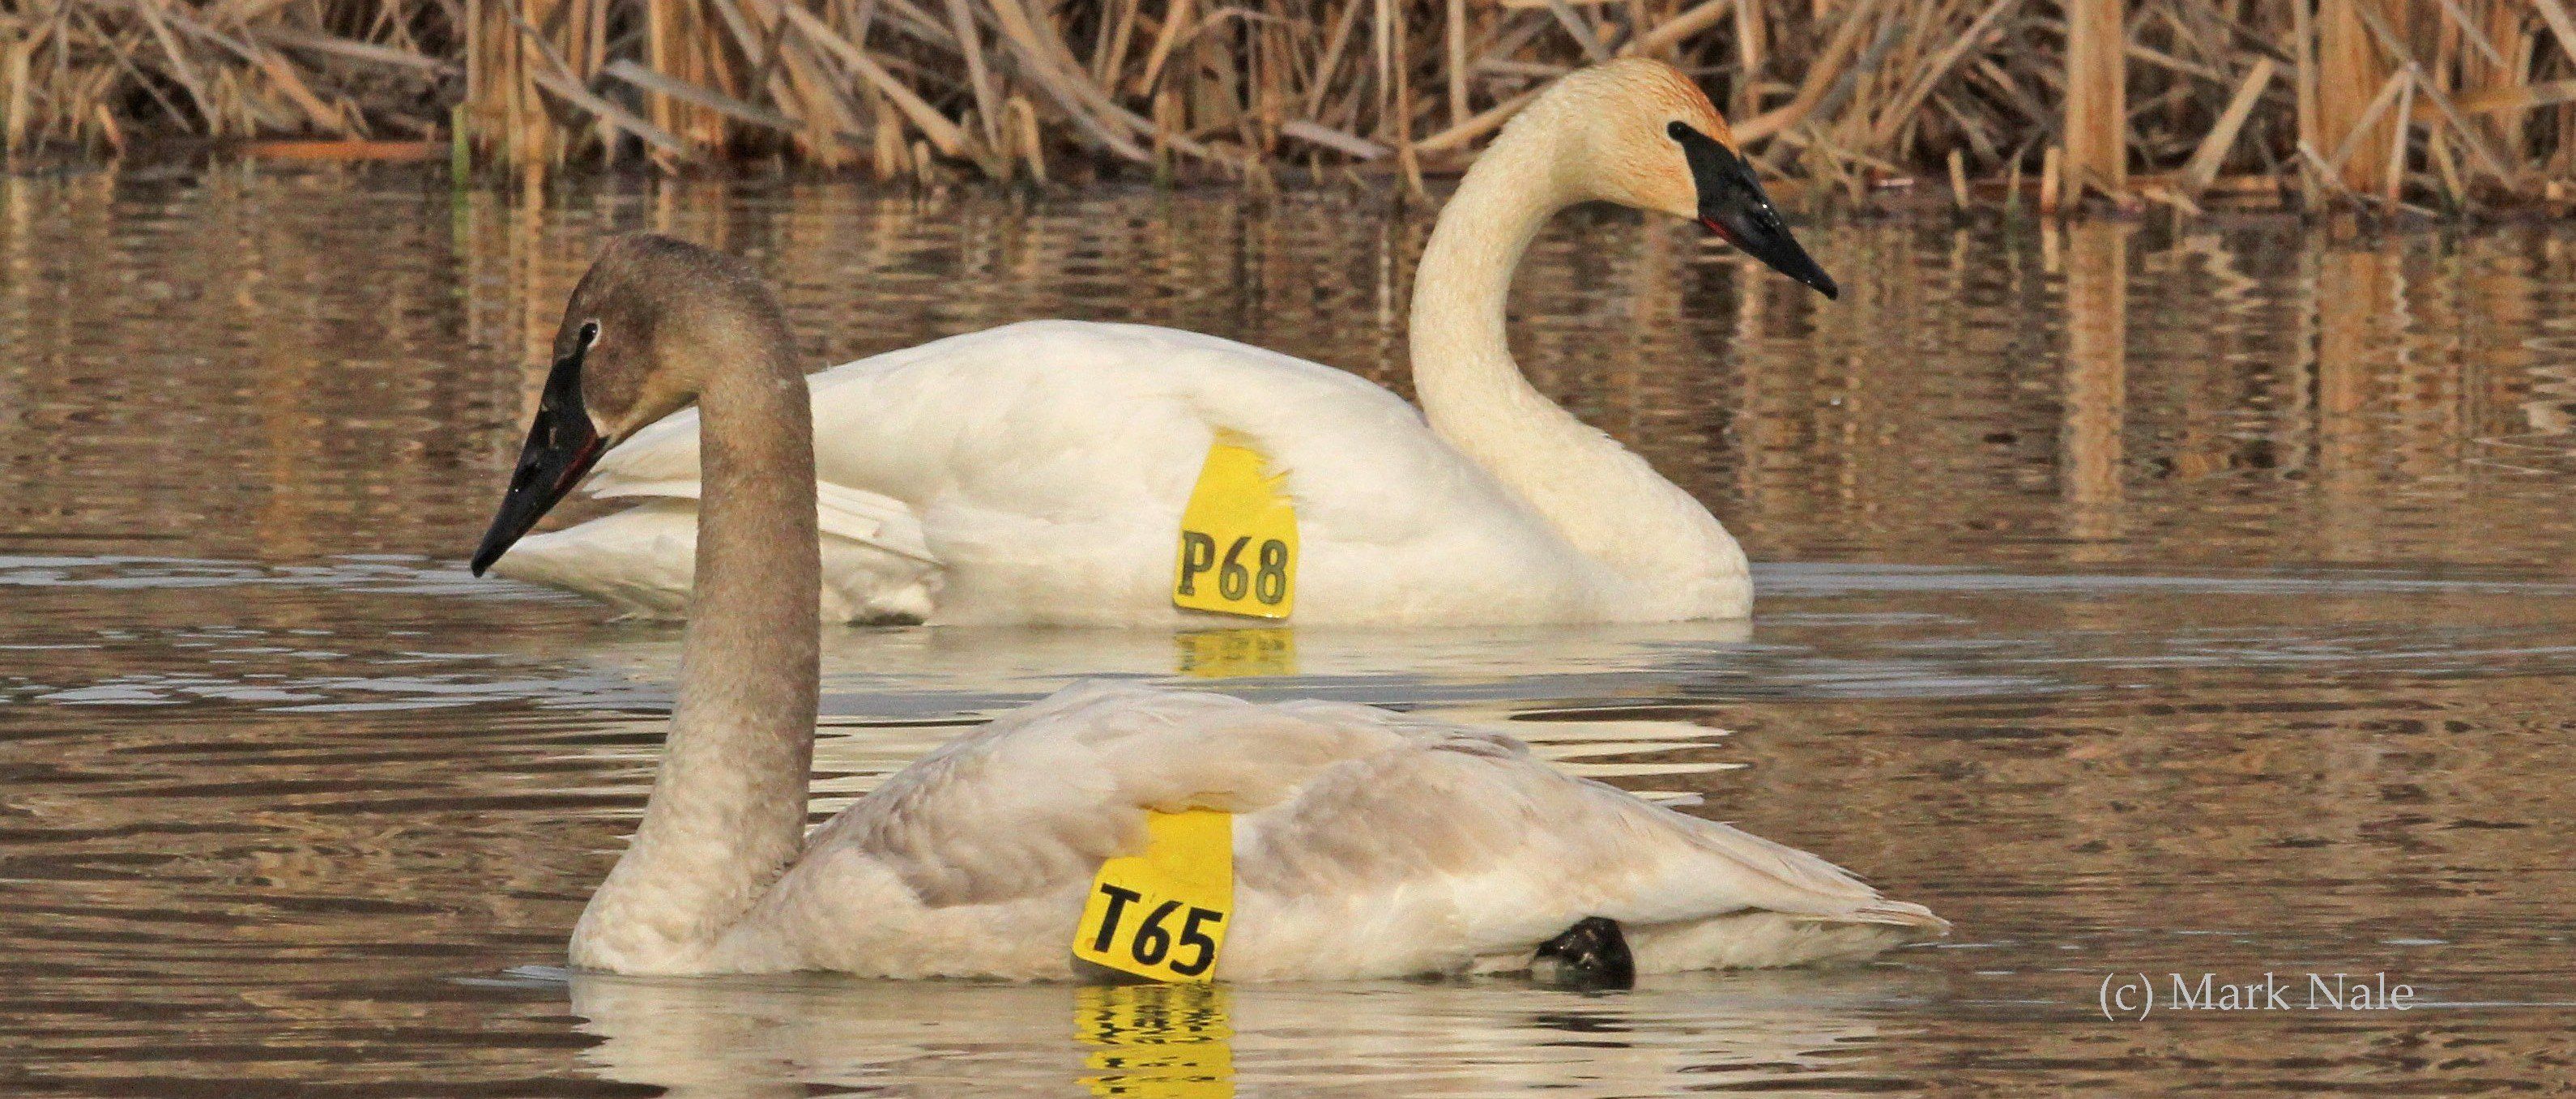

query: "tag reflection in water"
(562, 966), (1913, 1096)
(1076, 984), (1236, 1098)
(1175, 628), (1297, 679)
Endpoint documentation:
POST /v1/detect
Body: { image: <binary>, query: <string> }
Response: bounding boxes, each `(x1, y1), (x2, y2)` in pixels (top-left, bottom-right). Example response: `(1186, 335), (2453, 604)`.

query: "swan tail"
(1845, 897), (1949, 931)
(1603, 803), (1950, 965)
(1606, 829), (1947, 971)
(486, 492), (944, 624)
(1626, 908), (1942, 972)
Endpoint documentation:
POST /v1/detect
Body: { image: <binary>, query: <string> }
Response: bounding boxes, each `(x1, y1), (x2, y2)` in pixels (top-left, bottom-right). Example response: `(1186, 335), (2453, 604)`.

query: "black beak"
(471, 346), (604, 577)
(1671, 122), (1838, 300)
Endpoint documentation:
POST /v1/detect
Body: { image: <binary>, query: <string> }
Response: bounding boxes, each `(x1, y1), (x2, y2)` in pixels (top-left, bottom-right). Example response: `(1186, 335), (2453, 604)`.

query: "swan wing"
(579, 479), (936, 564)
(767, 683), (1938, 978)
(583, 319), (1419, 498)
(532, 386), (940, 620)
(802, 682), (1414, 908)
(591, 320), (1501, 547)
(1231, 713), (1943, 976)
(542, 321), (1610, 625)
(488, 493), (941, 624)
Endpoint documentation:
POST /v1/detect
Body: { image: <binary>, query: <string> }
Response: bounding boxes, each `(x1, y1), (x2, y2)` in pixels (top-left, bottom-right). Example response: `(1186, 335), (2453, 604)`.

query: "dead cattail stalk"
(872, 88), (904, 178)
(2383, 64), (2414, 204)
(1008, 93), (1047, 180)
(2039, 142), (2062, 215)
(604, 58), (800, 134)
(2061, 0), (2123, 197)
(2180, 56), (2275, 199)
(2535, 0), (2576, 62)
(2317, 0), (2396, 194)
(2, 0), (2565, 212)
(4, 38), (28, 155)
(2325, 67), (2409, 177)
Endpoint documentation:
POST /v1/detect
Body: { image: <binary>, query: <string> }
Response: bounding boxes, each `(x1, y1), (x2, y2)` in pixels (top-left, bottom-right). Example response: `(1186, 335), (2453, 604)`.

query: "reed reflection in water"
(0, 165), (2572, 1095)
(8, 169), (2574, 573)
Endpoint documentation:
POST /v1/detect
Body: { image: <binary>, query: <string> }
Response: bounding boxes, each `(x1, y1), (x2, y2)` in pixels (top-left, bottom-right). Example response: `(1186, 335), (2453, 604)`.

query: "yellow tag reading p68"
(1173, 433), (1295, 619)
(1074, 810), (1234, 982)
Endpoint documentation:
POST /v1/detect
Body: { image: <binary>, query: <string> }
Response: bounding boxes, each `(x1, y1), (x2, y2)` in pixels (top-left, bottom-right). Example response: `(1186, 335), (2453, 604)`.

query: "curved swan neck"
(1409, 117), (1571, 433)
(574, 303), (820, 970)
(1407, 107), (1747, 612)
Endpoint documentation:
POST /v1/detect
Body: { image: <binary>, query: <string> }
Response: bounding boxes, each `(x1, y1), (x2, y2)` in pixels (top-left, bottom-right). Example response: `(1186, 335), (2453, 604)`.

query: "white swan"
(487, 58), (1838, 627)
(468, 234), (1938, 981)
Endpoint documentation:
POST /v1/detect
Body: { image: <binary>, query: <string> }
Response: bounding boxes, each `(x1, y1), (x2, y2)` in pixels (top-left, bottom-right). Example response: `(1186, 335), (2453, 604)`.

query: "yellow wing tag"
(1173, 432), (1295, 619)
(1074, 810), (1234, 982)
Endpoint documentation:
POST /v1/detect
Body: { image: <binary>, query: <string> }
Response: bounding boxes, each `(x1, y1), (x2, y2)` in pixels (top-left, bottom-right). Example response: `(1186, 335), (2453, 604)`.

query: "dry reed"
(2, 0), (2570, 210)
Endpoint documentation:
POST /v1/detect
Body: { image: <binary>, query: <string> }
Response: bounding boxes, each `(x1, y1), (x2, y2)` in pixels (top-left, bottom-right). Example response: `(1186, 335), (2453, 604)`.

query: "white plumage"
(505, 322), (1641, 626)
(489, 58), (1843, 626)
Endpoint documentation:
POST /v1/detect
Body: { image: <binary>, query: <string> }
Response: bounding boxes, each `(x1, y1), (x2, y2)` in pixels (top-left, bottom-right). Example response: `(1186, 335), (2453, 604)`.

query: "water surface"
(2, 167), (2573, 1095)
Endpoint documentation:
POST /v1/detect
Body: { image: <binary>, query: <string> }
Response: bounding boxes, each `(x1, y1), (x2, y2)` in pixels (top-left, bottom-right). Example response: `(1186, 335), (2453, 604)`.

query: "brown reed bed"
(2, 0), (2570, 213)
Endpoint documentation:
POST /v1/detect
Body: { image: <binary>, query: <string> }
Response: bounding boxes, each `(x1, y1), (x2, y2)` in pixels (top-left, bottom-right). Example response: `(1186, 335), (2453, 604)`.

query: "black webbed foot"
(1529, 915), (1635, 990)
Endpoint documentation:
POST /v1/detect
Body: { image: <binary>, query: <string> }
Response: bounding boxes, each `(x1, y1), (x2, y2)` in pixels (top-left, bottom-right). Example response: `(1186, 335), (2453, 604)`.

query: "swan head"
(1539, 58), (1836, 299)
(471, 234), (783, 575)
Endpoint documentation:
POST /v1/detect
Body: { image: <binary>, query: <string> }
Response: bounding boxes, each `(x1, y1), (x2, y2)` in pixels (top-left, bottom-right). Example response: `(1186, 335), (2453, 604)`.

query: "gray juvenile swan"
(470, 234), (1943, 980)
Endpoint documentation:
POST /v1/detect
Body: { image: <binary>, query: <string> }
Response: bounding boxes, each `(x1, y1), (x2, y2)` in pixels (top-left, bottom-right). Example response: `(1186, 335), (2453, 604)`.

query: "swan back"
(719, 683), (1942, 980)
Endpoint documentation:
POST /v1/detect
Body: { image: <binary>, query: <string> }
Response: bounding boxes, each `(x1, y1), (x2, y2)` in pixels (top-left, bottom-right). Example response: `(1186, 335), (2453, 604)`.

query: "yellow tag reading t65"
(1074, 810), (1235, 982)
(1172, 433), (1295, 619)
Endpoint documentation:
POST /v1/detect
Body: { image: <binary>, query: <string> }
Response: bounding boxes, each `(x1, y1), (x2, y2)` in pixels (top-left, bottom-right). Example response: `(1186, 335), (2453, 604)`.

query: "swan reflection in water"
(544, 619), (1772, 816)
(531, 617), (1758, 710)
(561, 965), (1934, 1097)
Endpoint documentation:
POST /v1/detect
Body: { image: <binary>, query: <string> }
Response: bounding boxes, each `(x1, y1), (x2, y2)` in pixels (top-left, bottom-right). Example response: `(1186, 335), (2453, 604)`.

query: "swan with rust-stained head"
(472, 235), (1937, 980)
(481, 58), (1836, 627)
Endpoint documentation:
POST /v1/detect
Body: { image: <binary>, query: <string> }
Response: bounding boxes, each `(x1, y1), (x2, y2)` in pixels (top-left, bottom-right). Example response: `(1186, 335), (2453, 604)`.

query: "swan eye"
(578, 320), (601, 347)
(1666, 120), (1690, 143)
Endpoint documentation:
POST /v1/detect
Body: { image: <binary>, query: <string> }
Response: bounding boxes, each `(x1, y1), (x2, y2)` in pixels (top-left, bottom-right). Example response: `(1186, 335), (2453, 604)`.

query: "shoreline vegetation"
(2, 0), (2570, 217)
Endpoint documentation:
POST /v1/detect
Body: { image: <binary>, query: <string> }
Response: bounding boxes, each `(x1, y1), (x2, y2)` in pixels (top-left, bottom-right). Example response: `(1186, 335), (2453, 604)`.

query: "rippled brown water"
(3, 165), (2574, 1096)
